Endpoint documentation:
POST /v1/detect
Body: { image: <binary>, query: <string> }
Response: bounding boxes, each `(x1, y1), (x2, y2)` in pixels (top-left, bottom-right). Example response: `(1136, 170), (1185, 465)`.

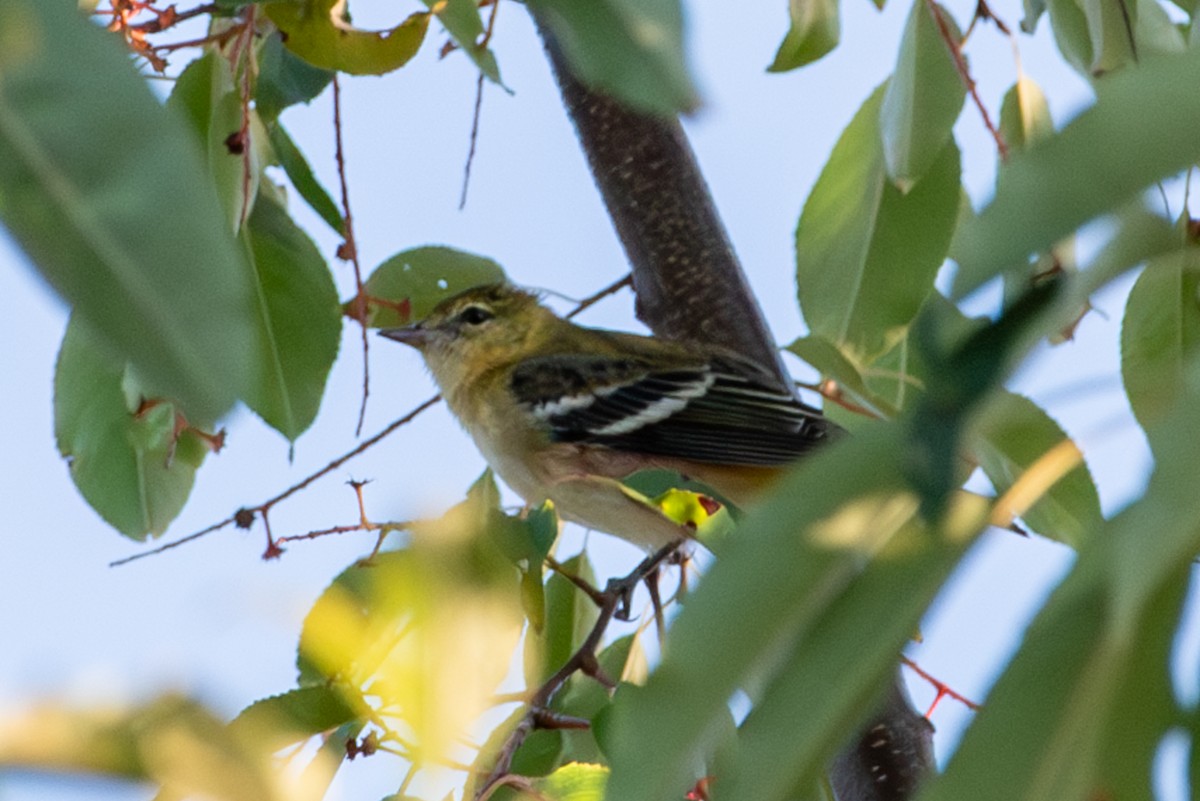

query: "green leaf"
(971, 391), (1103, 547)
(264, 1), (430, 75)
(1095, 567), (1190, 801)
(785, 334), (897, 419)
(230, 686), (361, 753)
(54, 316), (208, 540)
(526, 0), (699, 116)
(0, 695), (287, 801)
(419, 0), (503, 84)
(604, 422), (989, 801)
(922, 387), (1200, 801)
(254, 30), (333, 121)
(535, 762), (609, 801)
(242, 195), (341, 441)
(465, 706), (563, 801)
(796, 84), (961, 364)
(1120, 247), (1200, 449)
(296, 525), (523, 766)
(952, 46), (1200, 298)
(1079, 0), (1137, 76)
(529, 552), (599, 688)
(1021, 0), (1047, 31)
(167, 51), (261, 236)
(998, 77), (1053, 154)
(767, 0), (841, 72)
(361, 245), (507, 327)
(266, 122), (344, 235)
(879, 1), (966, 188)
(0, 0), (256, 422)
(718, 499), (976, 800)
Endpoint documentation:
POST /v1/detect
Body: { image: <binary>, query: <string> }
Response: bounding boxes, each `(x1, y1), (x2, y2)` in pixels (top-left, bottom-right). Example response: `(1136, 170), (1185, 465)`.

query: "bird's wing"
(510, 353), (829, 465)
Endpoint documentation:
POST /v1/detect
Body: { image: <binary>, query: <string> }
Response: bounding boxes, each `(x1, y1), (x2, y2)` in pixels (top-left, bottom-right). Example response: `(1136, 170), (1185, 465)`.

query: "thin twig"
(474, 541), (683, 800)
(901, 655), (980, 714)
(109, 271), (634, 567)
(924, 0), (1009, 162)
(563, 274), (632, 320)
(458, 0), (503, 210)
(109, 396), (440, 567)
(332, 76), (372, 437)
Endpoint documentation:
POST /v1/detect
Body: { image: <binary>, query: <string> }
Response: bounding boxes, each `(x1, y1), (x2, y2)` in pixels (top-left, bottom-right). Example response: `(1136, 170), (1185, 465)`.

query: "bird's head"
(380, 283), (556, 390)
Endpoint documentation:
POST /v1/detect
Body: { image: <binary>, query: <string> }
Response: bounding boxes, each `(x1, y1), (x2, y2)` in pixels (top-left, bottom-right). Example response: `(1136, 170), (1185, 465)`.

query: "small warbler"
(381, 283), (832, 550)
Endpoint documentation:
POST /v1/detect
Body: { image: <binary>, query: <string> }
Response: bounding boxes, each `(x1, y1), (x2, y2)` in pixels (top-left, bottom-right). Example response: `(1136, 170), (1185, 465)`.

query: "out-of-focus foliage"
(2, 0), (1200, 800)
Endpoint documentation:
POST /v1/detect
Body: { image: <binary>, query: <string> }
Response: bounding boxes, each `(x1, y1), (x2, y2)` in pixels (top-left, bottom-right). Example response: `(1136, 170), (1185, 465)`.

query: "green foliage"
(419, 0), (504, 84)
(0, 0), (256, 422)
(525, 0), (697, 115)
(5, 0), (1200, 800)
(879, 1), (965, 188)
(264, 1), (431, 75)
(360, 245), (508, 327)
(768, 0), (841, 71)
(241, 195), (343, 440)
(54, 316), (208, 540)
(795, 84), (961, 364)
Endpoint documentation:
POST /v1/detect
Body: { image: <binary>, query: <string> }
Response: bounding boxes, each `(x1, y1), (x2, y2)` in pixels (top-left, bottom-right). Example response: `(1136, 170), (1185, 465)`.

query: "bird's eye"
(458, 305), (494, 326)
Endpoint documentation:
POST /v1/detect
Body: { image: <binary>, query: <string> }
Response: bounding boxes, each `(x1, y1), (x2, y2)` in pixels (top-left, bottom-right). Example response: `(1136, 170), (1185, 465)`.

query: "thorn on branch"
(901, 655), (980, 717)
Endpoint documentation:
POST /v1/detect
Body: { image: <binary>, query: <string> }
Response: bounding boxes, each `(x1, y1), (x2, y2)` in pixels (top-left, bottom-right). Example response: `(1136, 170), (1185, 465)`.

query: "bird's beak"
(379, 324), (431, 349)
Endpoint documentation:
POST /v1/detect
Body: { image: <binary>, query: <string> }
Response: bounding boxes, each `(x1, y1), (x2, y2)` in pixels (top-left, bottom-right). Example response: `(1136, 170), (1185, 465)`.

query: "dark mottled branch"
(531, 13), (935, 801)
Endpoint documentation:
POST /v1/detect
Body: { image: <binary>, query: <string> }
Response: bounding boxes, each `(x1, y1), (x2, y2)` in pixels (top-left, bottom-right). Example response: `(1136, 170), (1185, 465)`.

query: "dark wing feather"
(510, 354), (829, 465)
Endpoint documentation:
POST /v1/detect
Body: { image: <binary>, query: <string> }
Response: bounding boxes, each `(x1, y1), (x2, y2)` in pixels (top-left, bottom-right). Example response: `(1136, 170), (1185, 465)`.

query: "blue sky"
(2, 2), (1189, 799)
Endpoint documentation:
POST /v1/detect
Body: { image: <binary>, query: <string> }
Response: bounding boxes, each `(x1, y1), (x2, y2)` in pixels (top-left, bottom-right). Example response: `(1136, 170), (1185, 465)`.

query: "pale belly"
(473, 434), (691, 552)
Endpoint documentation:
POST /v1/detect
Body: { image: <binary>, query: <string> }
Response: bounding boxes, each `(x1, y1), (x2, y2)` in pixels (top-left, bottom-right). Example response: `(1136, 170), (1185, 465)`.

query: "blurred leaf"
(971, 391), (1102, 547)
(362, 245), (506, 327)
(255, 30), (334, 121)
(54, 317), (207, 540)
(1043, 0), (1183, 77)
(604, 417), (989, 801)
(230, 686), (361, 753)
(264, 1), (430, 75)
(909, 280), (1062, 517)
(768, 0), (841, 71)
(297, 509), (522, 768)
(1059, 0), (1137, 76)
(0, 0), (256, 421)
(880, 1), (966, 188)
(527, 0), (698, 115)
(267, 122), (343, 235)
(951, 47), (1200, 298)
(241, 195), (341, 441)
(999, 77), (1053, 153)
(1095, 566), (1190, 801)
(1044, 0), (1096, 75)
(0, 695), (292, 801)
(922, 382), (1200, 801)
(419, 0), (503, 84)
(718, 495), (984, 800)
(1021, 0), (1046, 31)
(1120, 247), (1200, 450)
(534, 762), (609, 801)
(167, 51), (260, 233)
(797, 84), (961, 364)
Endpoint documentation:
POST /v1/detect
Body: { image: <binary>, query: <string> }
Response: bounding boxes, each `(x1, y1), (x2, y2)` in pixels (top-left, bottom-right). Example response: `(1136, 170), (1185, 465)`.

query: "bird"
(380, 283), (834, 551)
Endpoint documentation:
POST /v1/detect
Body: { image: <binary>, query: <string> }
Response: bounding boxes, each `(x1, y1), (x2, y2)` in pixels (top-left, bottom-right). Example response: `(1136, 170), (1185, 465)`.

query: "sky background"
(1, 1), (1195, 799)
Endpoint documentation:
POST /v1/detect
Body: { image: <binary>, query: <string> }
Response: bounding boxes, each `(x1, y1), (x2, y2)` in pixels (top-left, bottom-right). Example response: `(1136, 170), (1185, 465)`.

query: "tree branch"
(531, 14), (934, 801)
